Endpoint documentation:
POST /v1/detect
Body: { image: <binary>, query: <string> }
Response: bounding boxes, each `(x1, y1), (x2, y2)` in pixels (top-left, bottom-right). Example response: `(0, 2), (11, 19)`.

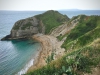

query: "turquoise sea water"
(0, 11), (44, 75)
(0, 10), (100, 75)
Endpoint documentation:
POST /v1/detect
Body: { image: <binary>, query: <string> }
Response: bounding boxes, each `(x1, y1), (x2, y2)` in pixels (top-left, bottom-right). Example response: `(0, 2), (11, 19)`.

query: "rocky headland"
(1, 10), (69, 40)
(1, 17), (44, 40)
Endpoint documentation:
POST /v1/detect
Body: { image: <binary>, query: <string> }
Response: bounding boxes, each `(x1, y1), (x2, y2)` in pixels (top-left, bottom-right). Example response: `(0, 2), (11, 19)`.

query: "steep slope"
(62, 15), (100, 50)
(1, 10), (69, 40)
(50, 16), (80, 37)
(11, 17), (39, 38)
(35, 10), (69, 34)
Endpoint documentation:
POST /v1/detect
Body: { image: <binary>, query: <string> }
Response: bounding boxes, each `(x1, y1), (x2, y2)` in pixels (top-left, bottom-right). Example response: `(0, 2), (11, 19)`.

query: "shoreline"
(15, 43), (42, 75)
(27, 34), (65, 73)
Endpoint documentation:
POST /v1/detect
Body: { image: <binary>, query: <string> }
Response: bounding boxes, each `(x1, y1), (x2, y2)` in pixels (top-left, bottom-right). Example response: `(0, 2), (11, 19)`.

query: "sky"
(0, 0), (100, 11)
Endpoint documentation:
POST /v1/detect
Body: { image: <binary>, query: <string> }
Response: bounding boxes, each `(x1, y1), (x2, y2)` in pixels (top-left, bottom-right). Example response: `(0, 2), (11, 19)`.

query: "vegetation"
(62, 15), (100, 50)
(26, 15), (100, 75)
(46, 52), (54, 64)
(26, 45), (100, 75)
(13, 24), (20, 30)
(35, 10), (69, 34)
(12, 19), (24, 30)
(13, 21), (33, 30)
(21, 22), (33, 30)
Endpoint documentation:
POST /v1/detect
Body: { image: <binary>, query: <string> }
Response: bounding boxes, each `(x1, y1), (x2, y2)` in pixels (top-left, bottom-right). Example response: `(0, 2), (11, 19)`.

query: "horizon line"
(0, 9), (100, 11)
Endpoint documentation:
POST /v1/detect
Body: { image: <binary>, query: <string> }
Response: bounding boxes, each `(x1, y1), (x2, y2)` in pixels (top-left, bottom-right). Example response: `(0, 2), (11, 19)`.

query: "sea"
(0, 10), (100, 75)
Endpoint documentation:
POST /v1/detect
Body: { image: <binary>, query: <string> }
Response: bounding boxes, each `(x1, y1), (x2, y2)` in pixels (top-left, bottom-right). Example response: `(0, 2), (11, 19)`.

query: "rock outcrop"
(11, 17), (39, 37)
(1, 17), (44, 40)
(1, 10), (69, 40)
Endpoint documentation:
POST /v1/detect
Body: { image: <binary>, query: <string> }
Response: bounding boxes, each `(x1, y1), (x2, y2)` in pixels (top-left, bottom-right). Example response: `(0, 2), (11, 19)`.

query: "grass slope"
(26, 15), (100, 75)
(62, 15), (100, 50)
(35, 10), (69, 34)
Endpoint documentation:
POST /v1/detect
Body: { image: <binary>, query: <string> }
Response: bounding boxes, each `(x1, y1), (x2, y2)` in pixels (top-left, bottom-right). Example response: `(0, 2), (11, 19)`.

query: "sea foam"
(15, 59), (34, 75)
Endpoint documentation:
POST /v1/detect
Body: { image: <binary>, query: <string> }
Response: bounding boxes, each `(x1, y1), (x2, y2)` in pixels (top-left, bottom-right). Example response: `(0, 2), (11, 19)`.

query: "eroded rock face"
(11, 17), (39, 38)
(1, 17), (44, 40)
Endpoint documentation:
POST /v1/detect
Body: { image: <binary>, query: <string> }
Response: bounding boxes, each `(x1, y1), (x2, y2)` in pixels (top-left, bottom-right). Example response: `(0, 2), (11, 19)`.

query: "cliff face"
(1, 17), (45, 40)
(1, 10), (69, 40)
(11, 17), (40, 38)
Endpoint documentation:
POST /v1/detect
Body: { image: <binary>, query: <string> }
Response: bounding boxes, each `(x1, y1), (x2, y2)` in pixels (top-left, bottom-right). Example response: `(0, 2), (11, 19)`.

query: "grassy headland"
(35, 10), (69, 34)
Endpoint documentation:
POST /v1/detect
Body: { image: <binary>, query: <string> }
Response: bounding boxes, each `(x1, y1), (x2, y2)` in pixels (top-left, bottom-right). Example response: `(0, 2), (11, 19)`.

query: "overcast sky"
(0, 0), (100, 11)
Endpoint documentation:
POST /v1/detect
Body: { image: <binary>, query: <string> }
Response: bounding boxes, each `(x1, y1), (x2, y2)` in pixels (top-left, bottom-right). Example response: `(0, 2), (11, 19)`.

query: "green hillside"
(26, 15), (100, 75)
(35, 10), (69, 34)
(62, 15), (100, 50)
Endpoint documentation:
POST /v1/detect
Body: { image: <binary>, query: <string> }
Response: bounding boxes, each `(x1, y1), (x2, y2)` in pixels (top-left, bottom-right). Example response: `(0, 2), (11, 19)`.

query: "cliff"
(1, 10), (69, 40)
(11, 17), (40, 37)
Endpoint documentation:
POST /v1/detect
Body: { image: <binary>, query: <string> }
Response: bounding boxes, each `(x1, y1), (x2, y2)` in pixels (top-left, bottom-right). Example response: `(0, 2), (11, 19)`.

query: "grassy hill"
(35, 10), (69, 34)
(62, 15), (100, 50)
(26, 15), (100, 75)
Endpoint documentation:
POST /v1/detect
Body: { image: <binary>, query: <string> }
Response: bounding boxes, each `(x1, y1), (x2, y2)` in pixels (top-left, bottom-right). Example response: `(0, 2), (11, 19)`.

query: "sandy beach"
(27, 34), (65, 72)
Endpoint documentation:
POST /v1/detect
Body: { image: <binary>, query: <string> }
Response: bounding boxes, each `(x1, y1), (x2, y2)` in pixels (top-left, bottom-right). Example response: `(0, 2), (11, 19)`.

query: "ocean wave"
(15, 59), (34, 75)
